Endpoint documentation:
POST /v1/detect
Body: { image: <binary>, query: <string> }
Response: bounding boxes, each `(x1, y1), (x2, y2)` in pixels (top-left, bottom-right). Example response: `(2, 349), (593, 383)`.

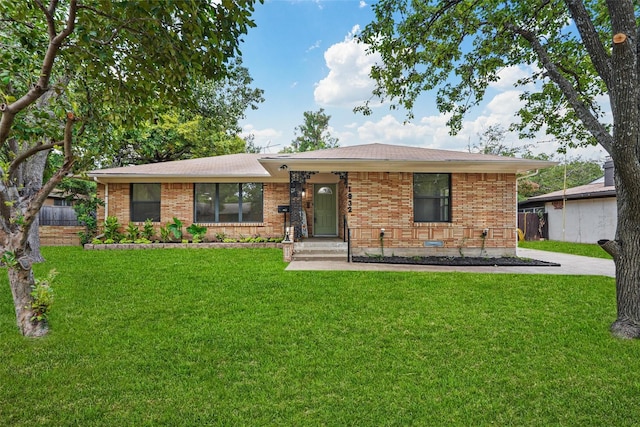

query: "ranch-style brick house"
(87, 143), (555, 257)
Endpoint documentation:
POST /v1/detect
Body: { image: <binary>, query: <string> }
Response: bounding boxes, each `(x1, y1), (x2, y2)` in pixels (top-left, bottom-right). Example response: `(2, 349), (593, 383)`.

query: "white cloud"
(314, 25), (381, 108)
(345, 114), (446, 148)
(359, 0), (367, 8)
(489, 65), (537, 90)
(337, 89), (607, 160)
(306, 40), (321, 52)
(484, 90), (525, 116)
(241, 124), (283, 152)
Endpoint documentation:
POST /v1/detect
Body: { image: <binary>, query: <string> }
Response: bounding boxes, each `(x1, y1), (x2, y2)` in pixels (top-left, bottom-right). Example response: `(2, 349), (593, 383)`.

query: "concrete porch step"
(294, 240), (347, 250)
(292, 239), (348, 262)
(292, 253), (348, 262)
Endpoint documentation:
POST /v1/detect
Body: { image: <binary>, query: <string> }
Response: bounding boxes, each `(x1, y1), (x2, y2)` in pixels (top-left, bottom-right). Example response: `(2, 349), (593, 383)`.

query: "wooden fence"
(518, 212), (549, 241)
(39, 206), (79, 226)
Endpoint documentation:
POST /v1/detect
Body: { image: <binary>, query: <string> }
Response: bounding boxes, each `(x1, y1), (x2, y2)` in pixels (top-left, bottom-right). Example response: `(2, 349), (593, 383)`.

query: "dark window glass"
(131, 183), (161, 222)
(218, 183), (240, 223)
(194, 183), (263, 223)
(53, 198), (72, 207)
(241, 182), (263, 222)
(413, 174), (451, 222)
(194, 183), (215, 222)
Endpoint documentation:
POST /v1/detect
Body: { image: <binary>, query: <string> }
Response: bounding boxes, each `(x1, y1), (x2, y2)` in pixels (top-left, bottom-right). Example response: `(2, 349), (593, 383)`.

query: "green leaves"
(358, 0), (613, 150)
(2, 0), (262, 156)
(29, 270), (57, 322)
(167, 217), (184, 241)
(286, 108), (339, 153)
(0, 71), (9, 86)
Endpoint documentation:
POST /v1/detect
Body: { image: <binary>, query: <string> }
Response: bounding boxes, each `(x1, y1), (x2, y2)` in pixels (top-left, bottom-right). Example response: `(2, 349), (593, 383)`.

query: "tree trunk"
(3, 149), (50, 335)
(7, 260), (48, 337)
(26, 216), (44, 263)
(606, 238), (640, 339)
(17, 146), (49, 263)
(599, 0), (640, 339)
(601, 164), (640, 339)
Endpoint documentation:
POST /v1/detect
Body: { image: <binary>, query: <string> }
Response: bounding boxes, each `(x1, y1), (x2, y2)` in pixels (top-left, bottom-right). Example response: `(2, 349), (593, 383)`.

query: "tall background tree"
(0, 0), (259, 337)
(518, 155), (604, 200)
(359, 1), (640, 338)
(282, 108), (339, 153)
(469, 125), (529, 157)
(98, 59), (264, 167)
(469, 126), (603, 199)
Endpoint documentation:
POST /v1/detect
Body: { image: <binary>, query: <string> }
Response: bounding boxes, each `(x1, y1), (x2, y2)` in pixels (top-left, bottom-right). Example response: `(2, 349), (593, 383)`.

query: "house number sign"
(347, 186), (353, 213)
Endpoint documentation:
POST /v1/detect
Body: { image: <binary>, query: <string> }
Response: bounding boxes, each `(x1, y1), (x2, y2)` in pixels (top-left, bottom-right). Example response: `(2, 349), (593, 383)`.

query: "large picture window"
(195, 183), (263, 223)
(413, 173), (451, 222)
(131, 183), (161, 222)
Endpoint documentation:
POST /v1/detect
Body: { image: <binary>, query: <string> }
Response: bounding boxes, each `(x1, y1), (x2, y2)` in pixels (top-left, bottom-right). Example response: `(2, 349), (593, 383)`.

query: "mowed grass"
(0, 247), (637, 426)
(519, 239), (613, 259)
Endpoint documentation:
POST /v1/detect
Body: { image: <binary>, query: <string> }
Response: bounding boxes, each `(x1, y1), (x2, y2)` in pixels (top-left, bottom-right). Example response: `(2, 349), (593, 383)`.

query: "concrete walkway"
(286, 247), (615, 277)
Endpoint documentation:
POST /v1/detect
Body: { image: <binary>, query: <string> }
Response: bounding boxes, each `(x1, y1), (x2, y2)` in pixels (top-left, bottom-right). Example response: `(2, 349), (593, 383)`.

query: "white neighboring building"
(519, 160), (616, 244)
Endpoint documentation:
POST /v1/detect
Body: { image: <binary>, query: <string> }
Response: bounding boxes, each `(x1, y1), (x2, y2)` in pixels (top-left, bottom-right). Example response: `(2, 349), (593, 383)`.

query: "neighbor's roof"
(88, 143), (557, 183)
(523, 180), (616, 204)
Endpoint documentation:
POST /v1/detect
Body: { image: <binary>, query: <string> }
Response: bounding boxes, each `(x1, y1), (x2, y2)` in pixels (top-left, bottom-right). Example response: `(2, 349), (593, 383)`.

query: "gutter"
(517, 169), (539, 181)
(93, 177), (108, 222)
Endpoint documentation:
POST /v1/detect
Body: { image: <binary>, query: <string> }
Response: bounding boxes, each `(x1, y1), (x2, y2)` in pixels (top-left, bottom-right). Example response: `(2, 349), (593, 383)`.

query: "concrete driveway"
(286, 248), (615, 278)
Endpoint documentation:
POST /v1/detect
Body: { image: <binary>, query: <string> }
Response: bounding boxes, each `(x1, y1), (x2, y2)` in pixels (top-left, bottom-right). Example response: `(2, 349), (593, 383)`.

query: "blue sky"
(239, 0), (607, 161)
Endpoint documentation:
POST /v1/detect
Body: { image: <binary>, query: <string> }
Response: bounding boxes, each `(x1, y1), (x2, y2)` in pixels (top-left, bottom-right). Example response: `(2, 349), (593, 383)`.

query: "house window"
(53, 198), (72, 207)
(194, 183), (263, 223)
(131, 183), (161, 222)
(413, 173), (451, 222)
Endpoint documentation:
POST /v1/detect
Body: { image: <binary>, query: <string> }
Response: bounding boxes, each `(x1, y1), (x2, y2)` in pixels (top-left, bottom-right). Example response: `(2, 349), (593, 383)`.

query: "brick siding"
(97, 182), (290, 240)
(40, 225), (83, 246)
(97, 172), (517, 256)
(346, 172), (517, 257)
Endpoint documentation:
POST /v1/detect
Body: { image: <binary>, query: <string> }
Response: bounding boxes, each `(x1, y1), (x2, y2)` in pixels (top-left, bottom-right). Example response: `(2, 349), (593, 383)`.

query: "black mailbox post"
(278, 205), (290, 238)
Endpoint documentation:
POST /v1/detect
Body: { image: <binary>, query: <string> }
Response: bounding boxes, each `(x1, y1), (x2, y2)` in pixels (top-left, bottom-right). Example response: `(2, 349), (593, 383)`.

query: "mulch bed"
(352, 255), (560, 267)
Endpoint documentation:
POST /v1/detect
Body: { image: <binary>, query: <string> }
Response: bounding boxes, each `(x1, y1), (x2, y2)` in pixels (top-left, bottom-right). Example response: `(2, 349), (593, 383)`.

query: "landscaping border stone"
(84, 242), (283, 250)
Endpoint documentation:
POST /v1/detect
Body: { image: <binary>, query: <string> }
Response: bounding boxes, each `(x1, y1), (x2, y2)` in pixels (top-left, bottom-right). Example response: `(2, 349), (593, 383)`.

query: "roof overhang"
(86, 144), (558, 182)
(523, 189), (617, 204)
(88, 174), (284, 184)
(258, 158), (557, 175)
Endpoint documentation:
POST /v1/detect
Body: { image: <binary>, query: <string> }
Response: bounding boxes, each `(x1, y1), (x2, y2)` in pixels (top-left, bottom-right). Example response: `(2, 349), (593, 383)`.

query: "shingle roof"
(88, 143), (557, 182)
(266, 143), (525, 162)
(259, 143), (556, 174)
(88, 153), (271, 181)
(524, 181), (616, 203)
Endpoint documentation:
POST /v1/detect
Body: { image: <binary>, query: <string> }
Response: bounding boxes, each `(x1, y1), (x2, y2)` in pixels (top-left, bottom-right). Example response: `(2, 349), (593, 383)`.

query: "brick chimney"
(604, 157), (614, 187)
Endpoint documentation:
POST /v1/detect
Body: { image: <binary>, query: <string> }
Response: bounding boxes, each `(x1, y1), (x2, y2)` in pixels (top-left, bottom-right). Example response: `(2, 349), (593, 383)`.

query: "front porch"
(292, 237), (348, 262)
(287, 171), (349, 241)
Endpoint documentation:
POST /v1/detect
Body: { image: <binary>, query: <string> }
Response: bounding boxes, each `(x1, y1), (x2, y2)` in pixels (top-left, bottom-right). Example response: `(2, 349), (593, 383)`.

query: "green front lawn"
(0, 247), (635, 426)
(519, 239), (613, 259)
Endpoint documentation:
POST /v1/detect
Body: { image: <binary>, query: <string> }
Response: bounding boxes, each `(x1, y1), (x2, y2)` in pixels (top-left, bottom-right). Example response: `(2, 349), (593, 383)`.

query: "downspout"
(562, 160), (567, 241)
(93, 177), (108, 221)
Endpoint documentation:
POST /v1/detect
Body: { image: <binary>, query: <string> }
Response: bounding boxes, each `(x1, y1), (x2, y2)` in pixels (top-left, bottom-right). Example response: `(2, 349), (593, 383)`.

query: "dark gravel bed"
(352, 255), (561, 267)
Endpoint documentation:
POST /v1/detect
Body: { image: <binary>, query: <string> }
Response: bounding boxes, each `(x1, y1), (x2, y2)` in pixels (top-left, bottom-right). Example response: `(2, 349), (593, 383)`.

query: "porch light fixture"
(301, 189), (306, 198)
(317, 186), (333, 195)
